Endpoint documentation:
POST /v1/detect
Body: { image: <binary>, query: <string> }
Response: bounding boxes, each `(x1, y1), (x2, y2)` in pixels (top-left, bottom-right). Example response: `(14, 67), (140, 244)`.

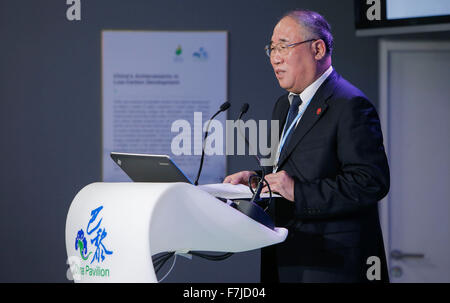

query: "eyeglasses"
(264, 39), (317, 58)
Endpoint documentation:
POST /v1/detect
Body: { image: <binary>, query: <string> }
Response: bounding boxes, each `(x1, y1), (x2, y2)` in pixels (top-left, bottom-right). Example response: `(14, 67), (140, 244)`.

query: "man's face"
(270, 17), (317, 93)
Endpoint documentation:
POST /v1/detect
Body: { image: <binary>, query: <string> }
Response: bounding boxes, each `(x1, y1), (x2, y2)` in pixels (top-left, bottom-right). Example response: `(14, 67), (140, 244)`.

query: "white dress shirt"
(273, 65), (333, 172)
(287, 65), (333, 128)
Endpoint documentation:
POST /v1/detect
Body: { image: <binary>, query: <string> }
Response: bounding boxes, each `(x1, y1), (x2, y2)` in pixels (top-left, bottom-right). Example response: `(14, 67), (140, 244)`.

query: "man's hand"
(223, 171), (257, 186)
(262, 170), (295, 202)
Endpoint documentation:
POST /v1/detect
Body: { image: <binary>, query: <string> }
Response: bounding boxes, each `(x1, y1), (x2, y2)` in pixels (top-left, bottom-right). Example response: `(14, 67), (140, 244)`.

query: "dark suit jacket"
(260, 70), (390, 283)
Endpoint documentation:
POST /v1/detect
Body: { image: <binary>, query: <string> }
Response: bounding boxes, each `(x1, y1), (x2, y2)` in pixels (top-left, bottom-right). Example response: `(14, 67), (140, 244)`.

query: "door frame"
(378, 39), (450, 277)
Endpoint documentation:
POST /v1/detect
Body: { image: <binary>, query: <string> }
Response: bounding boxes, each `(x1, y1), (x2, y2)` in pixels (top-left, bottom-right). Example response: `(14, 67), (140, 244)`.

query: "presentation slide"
(102, 31), (227, 183)
(387, 0), (450, 20)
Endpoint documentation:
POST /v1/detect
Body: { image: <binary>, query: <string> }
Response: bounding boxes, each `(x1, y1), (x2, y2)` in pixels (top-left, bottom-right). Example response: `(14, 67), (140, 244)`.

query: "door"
(379, 40), (450, 282)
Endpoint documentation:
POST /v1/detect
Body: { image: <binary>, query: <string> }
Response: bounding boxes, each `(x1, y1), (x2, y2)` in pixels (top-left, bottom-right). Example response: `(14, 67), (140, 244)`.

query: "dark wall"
(1, 0), (441, 282)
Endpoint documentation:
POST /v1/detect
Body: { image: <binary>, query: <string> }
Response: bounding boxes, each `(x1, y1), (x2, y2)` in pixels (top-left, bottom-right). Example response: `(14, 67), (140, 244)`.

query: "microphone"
(220, 102), (231, 112)
(239, 103), (249, 118)
(232, 103), (274, 230)
(194, 101), (230, 185)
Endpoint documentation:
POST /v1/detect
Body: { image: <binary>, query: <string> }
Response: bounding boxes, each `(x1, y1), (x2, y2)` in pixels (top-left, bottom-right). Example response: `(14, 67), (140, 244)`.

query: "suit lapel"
(277, 71), (339, 168)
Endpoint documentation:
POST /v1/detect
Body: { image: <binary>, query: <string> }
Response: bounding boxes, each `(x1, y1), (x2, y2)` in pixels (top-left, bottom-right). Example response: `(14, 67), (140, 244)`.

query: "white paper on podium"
(197, 183), (281, 200)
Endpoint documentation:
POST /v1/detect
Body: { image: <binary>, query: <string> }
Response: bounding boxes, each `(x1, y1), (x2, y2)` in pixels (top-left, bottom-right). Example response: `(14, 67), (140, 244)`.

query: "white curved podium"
(65, 182), (288, 283)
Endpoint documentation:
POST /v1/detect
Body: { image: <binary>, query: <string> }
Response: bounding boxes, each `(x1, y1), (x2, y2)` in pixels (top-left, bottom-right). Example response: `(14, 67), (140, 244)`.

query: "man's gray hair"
(283, 10), (334, 56)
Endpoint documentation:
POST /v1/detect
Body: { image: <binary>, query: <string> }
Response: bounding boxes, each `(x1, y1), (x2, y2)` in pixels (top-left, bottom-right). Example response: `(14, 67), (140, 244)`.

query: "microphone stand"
(232, 103), (274, 229)
(194, 102), (230, 185)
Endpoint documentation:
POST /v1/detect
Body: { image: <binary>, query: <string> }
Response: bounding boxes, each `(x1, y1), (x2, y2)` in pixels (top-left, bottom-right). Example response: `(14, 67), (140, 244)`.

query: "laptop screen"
(110, 152), (192, 184)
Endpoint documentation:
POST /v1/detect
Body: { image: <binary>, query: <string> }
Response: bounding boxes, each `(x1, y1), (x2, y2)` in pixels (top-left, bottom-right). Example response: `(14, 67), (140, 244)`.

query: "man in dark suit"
(223, 10), (390, 282)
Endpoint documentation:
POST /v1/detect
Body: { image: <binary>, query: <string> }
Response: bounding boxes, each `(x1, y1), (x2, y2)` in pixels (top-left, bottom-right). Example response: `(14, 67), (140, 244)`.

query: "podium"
(65, 182), (288, 283)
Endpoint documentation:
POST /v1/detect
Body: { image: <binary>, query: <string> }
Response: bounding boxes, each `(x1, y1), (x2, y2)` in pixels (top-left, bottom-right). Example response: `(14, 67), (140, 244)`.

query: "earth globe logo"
(75, 229), (92, 261)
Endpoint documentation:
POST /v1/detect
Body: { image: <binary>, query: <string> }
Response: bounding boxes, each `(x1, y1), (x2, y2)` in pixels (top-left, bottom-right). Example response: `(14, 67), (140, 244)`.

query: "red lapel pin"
(316, 107), (322, 115)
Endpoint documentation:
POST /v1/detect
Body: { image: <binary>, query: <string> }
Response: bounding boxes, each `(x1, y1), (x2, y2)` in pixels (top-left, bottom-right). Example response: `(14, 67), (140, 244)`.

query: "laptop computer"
(110, 152), (193, 184)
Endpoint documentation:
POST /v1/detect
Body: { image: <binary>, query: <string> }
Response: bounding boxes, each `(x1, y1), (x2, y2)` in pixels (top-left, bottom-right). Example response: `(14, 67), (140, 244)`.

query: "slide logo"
(193, 47), (208, 61)
(174, 45), (184, 62)
(175, 45), (183, 56)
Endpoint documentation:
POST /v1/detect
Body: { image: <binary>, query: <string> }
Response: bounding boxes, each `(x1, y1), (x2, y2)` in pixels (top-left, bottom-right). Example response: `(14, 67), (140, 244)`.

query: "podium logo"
(75, 229), (92, 261)
(68, 205), (113, 281)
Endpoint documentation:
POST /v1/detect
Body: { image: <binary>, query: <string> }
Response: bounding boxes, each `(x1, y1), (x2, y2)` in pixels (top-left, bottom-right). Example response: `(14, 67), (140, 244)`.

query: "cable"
(152, 252), (173, 271)
(151, 250), (234, 282)
(247, 175), (273, 211)
(154, 252), (175, 275)
(236, 103), (273, 209)
(154, 251), (233, 281)
(158, 254), (177, 283)
(152, 252), (172, 264)
(188, 251), (234, 261)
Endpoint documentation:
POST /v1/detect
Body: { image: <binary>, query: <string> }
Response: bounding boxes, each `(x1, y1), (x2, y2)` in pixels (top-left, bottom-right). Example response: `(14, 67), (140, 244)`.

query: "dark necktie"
(279, 95), (302, 162)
